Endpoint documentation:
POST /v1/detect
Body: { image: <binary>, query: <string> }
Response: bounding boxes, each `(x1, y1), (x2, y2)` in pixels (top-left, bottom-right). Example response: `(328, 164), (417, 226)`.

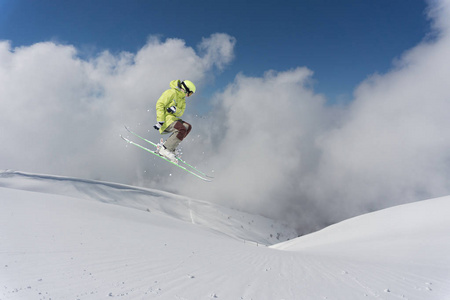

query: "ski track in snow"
(1, 170), (450, 299)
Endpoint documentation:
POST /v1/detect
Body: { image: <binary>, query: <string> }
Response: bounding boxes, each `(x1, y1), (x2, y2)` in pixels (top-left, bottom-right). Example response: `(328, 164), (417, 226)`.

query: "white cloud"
(176, 68), (328, 220)
(316, 20), (450, 212)
(198, 33), (236, 71)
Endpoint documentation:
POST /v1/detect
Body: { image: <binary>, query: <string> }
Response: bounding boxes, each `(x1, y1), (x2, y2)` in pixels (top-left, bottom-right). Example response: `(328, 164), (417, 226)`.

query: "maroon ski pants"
(163, 121), (192, 151)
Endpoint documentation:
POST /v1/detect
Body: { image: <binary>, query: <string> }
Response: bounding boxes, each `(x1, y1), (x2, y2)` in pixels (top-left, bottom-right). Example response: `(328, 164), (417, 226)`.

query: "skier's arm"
(173, 102), (185, 118)
(155, 90), (174, 122)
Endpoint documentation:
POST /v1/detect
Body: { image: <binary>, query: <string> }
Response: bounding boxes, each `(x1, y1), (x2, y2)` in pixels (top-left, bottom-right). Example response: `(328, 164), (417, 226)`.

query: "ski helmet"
(181, 80), (196, 95)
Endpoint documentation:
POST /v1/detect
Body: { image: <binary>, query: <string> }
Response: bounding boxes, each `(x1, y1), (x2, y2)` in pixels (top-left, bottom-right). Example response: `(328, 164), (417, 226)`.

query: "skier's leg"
(163, 121), (191, 152)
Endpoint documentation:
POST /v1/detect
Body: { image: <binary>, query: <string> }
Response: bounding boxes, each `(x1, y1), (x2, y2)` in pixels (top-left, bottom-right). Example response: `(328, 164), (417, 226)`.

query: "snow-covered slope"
(0, 170), (296, 245)
(1, 170), (449, 299)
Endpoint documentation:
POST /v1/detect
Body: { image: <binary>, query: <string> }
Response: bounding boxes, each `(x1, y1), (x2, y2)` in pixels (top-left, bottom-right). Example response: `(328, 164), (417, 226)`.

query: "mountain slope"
(1, 170), (449, 299)
(0, 170), (296, 245)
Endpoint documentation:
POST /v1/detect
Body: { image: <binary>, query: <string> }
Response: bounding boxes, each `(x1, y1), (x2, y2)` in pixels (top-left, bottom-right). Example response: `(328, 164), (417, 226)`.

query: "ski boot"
(156, 139), (178, 164)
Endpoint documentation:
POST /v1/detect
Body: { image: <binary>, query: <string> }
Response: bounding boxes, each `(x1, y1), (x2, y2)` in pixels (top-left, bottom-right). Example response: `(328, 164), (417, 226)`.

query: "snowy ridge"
(1, 170), (450, 299)
(0, 170), (296, 245)
(274, 195), (450, 256)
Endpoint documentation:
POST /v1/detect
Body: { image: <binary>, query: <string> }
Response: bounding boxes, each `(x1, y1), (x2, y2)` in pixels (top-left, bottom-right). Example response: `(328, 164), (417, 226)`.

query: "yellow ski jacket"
(155, 80), (187, 134)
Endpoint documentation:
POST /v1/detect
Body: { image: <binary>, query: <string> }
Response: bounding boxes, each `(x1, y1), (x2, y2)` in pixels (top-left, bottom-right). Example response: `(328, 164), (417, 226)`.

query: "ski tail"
(176, 157), (214, 179)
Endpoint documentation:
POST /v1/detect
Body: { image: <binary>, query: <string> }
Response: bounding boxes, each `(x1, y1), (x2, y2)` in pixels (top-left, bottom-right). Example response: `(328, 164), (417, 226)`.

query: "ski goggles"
(181, 81), (193, 96)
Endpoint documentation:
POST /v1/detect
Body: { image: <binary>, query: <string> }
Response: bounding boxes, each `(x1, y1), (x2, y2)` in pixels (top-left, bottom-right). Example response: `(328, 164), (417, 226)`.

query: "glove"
(153, 121), (164, 130)
(167, 106), (177, 114)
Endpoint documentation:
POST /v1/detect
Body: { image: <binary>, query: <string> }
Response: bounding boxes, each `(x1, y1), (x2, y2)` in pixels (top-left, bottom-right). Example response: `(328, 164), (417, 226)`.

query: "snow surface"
(1, 170), (449, 299)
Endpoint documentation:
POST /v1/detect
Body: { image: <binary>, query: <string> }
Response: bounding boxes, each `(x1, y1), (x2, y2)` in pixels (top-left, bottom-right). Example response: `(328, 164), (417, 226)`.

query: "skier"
(153, 79), (196, 163)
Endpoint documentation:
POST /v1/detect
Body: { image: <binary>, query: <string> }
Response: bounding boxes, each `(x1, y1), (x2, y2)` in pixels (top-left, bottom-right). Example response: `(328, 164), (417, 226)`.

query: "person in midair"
(153, 79), (196, 163)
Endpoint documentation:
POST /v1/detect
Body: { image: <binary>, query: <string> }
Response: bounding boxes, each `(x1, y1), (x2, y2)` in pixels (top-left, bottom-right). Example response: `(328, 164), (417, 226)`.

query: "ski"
(120, 135), (212, 182)
(124, 125), (214, 179)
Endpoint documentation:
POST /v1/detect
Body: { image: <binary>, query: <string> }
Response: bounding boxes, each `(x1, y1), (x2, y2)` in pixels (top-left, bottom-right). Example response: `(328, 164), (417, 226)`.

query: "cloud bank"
(1, 1), (450, 234)
(176, 0), (450, 233)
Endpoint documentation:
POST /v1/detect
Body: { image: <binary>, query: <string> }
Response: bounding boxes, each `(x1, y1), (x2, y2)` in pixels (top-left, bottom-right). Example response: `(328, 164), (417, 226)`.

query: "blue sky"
(0, 0), (430, 102)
